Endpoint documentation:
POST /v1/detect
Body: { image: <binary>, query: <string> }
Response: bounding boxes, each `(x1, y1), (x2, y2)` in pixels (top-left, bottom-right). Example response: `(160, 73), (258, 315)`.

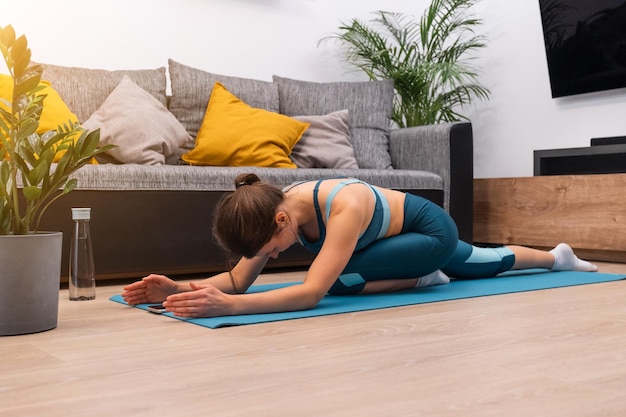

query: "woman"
(122, 174), (597, 318)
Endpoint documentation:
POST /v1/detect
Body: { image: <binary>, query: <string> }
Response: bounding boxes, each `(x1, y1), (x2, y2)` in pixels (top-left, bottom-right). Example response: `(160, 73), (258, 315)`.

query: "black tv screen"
(538, 0), (626, 98)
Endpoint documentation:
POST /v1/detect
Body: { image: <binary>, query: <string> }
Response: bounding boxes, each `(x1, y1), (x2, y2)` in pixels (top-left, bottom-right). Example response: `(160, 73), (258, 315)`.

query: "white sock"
(550, 243), (598, 272)
(415, 270), (450, 288)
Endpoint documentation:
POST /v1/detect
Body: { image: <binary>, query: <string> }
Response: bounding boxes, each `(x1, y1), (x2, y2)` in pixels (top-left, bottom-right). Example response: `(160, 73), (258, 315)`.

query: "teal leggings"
(328, 194), (515, 295)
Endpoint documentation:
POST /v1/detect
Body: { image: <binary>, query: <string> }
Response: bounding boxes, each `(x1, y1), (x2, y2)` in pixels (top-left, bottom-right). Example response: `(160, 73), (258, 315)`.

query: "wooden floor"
(2, 262), (626, 417)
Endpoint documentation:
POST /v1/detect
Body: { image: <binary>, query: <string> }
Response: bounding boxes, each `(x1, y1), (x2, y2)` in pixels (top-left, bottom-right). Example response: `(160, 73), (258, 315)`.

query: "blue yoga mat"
(110, 270), (625, 328)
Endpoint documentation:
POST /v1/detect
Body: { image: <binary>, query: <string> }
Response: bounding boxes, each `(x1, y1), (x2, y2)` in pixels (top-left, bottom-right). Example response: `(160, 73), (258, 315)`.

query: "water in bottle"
(69, 208), (96, 301)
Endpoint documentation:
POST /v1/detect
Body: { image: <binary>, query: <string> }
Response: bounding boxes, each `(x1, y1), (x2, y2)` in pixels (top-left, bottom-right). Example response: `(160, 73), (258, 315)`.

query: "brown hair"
(212, 173), (285, 259)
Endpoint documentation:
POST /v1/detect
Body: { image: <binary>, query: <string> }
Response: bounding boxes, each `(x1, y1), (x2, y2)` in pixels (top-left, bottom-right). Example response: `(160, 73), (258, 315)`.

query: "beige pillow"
(292, 110), (359, 169)
(82, 76), (191, 165)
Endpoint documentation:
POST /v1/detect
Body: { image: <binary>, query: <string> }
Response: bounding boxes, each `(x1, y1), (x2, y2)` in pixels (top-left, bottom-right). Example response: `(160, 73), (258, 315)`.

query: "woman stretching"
(122, 174), (597, 318)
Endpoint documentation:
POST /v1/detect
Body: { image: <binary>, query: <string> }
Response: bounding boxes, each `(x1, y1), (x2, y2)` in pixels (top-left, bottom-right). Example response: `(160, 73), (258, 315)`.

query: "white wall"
(1, 0), (416, 79)
(471, 0), (626, 178)
(3, 0), (626, 178)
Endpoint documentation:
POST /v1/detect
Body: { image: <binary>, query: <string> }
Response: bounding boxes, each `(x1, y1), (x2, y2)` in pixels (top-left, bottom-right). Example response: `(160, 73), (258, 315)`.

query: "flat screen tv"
(538, 0), (626, 98)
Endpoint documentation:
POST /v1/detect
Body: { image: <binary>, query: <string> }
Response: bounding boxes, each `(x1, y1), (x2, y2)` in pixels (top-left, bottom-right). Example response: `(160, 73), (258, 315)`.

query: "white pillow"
(292, 109), (359, 169)
(82, 75), (191, 165)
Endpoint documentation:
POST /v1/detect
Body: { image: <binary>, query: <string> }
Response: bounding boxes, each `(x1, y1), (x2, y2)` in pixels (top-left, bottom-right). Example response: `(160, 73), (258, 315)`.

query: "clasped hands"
(121, 274), (233, 318)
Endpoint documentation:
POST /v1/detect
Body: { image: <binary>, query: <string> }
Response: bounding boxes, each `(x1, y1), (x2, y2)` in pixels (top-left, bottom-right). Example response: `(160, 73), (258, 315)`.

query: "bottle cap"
(71, 208), (91, 220)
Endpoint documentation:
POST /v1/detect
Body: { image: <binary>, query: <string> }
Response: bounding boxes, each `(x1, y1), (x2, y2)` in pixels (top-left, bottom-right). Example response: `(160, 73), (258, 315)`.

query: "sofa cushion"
(69, 164), (444, 192)
(182, 82), (308, 168)
(168, 59), (280, 155)
(292, 110), (359, 169)
(40, 63), (167, 123)
(82, 76), (191, 165)
(272, 76), (394, 170)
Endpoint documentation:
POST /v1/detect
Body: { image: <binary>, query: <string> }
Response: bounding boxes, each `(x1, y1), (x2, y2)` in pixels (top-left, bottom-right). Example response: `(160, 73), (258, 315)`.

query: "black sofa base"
(41, 188), (444, 282)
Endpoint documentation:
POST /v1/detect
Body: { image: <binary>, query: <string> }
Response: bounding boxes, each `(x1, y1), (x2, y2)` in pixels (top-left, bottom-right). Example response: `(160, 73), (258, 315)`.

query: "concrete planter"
(0, 232), (62, 336)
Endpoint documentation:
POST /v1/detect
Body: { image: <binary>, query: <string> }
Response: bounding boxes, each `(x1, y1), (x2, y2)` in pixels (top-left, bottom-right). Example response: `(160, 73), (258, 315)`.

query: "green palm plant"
(0, 25), (112, 235)
(321, 0), (490, 127)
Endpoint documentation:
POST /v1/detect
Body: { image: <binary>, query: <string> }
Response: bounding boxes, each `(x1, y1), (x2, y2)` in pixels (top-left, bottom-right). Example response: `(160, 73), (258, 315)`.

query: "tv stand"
(590, 136), (626, 146)
(473, 173), (626, 263)
(534, 144), (626, 176)
(481, 139), (626, 262)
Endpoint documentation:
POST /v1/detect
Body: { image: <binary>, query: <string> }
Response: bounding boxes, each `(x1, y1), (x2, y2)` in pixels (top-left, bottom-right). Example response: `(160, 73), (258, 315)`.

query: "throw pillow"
(272, 75), (394, 170)
(82, 76), (191, 165)
(0, 74), (79, 134)
(168, 59), (280, 155)
(292, 110), (359, 169)
(40, 63), (167, 123)
(182, 82), (308, 168)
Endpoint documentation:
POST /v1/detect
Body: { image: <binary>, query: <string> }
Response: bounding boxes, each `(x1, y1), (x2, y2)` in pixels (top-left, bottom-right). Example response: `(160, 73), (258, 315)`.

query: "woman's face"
(256, 226), (298, 259)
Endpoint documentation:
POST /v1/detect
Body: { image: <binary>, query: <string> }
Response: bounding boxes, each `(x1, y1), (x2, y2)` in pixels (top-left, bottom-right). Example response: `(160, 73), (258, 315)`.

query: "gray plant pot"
(0, 232), (62, 336)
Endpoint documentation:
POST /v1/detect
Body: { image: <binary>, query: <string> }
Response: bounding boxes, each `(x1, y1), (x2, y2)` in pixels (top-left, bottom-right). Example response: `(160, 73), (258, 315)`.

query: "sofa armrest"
(389, 122), (473, 242)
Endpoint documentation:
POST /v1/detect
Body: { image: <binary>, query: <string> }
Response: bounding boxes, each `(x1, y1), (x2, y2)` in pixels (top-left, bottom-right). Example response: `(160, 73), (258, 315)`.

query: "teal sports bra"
(296, 178), (391, 252)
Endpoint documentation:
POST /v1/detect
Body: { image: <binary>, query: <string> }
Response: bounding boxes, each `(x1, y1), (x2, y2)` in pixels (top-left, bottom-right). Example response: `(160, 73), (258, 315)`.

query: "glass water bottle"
(69, 208), (96, 301)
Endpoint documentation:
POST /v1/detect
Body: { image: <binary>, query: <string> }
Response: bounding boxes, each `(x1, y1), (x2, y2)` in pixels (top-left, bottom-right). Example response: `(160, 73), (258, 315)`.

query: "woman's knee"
(327, 273), (366, 295)
(344, 233), (457, 280)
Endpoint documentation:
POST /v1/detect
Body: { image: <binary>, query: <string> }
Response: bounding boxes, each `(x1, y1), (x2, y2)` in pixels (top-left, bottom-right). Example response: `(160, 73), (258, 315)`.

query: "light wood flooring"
(2, 262), (626, 417)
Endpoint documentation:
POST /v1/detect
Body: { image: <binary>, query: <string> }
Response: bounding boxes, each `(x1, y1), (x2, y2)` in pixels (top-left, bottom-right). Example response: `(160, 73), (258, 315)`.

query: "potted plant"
(0, 25), (111, 335)
(321, 0), (490, 127)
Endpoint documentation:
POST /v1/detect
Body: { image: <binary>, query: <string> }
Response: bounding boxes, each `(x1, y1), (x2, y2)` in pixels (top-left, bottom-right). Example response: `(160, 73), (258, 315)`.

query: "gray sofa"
(37, 60), (473, 281)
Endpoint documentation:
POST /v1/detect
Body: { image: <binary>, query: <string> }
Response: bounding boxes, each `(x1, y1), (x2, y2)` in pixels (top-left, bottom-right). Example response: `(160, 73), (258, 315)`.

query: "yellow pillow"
(1, 74), (79, 133)
(182, 82), (309, 168)
(0, 74), (94, 163)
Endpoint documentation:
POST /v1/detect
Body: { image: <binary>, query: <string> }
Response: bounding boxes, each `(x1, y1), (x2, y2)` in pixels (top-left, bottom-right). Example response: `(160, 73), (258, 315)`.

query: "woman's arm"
(122, 253), (268, 305)
(190, 255), (269, 294)
(164, 194), (367, 317)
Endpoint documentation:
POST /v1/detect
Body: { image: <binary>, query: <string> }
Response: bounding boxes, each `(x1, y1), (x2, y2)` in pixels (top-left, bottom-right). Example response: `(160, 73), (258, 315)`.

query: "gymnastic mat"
(110, 270), (625, 328)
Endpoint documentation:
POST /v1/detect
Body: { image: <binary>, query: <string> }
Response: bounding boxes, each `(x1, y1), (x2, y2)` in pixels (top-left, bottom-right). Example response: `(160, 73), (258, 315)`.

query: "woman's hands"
(122, 276), (234, 318)
(162, 282), (234, 318)
(122, 274), (179, 306)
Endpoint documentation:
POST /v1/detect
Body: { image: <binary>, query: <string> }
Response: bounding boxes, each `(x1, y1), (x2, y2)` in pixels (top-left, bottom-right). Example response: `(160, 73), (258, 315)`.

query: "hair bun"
(235, 173), (261, 189)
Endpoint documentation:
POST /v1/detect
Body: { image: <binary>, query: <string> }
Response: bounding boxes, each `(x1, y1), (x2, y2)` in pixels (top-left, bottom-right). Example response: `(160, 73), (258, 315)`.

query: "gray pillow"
(40, 63), (167, 123)
(168, 59), (280, 154)
(82, 76), (191, 165)
(272, 75), (394, 169)
(292, 110), (359, 169)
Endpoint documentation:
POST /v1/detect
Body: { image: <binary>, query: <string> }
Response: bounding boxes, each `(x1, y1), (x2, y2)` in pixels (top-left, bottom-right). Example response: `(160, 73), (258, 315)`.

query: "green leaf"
(63, 178), (77, 194)
(10, 35), (30, 77)
(13, 47), (31, 75)
(14, 75), (41, 100)
(0, 25), (16, 49)
(81, 129), (100, 156)
(16, 119), (38, 138)
(51, 151), (71, 185)
(94, 144), (116, 154)
(0, 161), (10, 187)
(27, 158), (49, 185)
(0, 202), (11, 235)
(11, 152), (29, 174)
(22, 185), (42, 201)
(41, 129), (61, 149)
